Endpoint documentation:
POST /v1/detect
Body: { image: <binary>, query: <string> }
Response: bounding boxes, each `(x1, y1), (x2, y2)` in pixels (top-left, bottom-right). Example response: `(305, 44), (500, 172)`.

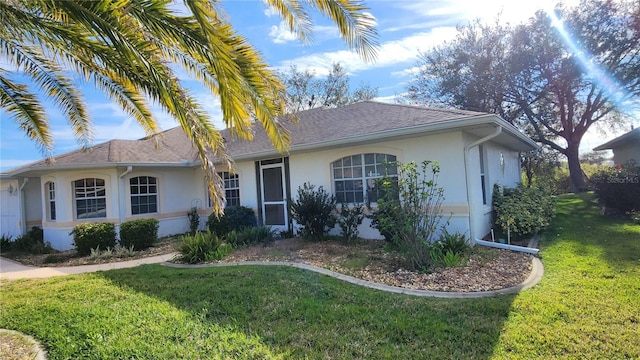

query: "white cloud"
(278, 27), (458, 75)
(269, 21), (298, 44)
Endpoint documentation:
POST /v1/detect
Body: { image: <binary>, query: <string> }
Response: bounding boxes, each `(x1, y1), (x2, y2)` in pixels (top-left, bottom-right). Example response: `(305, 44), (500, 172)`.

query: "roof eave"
(6, 161), (200, 177)
(229, 114), (538, 162)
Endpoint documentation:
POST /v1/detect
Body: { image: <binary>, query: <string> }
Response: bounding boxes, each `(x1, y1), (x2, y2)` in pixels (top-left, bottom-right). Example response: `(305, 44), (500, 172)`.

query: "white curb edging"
(161, 256), (544, 299)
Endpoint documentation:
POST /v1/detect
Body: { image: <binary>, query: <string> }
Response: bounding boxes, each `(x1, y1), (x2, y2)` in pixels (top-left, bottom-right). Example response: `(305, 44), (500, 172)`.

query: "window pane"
(263, 167), (283, 201)
(344, 168), (352, 178)
(364, 153), (375, 164)
(353, 166), (362, 178)
(334, 168), (342, 179)
(130, 178), (138, 185)
(352, 155), (362, 165)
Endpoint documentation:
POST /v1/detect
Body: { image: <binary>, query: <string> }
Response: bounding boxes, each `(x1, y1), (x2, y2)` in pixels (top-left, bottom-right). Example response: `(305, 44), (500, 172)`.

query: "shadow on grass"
(98, 265), (516, 359)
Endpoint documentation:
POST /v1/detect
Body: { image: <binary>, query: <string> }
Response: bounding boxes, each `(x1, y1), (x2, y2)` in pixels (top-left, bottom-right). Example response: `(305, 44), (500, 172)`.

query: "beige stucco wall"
(612, 143), (640, 165)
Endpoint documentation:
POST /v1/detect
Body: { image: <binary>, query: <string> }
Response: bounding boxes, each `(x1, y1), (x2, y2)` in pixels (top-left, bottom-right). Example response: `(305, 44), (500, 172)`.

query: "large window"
(332, 153), (397, 203)
(46, 181), (56, 221)
(74, 178), (106, 219)
(130, 176), (158, 215)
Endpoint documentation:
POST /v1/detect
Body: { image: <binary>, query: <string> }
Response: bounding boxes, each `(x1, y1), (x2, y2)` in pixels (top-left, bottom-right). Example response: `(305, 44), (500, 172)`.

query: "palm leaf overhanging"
(0, 0), (378, 213)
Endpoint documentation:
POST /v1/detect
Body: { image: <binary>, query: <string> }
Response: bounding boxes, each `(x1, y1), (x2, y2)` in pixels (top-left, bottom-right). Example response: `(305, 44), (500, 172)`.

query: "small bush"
(590, 163), (640, 213)
(178, 231), (227, 264)
(430, 231), (468, 267)
(0, 234), (12, 252)
(9, 227), (52, 254)
(207, 206), (257, 235)
(187, 207), (200, 235)
(370, 161), (446, 271)
(492, 184), (555, 239)
(70, 223), (117, 256)
(336, 203), (365, 242)
(225, 226), (275, 248)
(119, 218), (159, 250)
(290, 182), (336, 240)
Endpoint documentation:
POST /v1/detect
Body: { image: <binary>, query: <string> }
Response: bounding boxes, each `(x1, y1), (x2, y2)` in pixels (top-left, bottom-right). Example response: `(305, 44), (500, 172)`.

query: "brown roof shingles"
(12, 101), (488, 171)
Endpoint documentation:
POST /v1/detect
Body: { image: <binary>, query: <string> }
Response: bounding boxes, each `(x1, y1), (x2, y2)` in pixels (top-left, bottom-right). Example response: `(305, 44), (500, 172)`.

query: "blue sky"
(1, 0), (637, 172)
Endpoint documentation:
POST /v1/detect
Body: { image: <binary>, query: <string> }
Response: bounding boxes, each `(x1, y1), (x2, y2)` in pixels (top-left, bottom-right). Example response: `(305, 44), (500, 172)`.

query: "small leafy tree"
(336, 203), (365, 242)
(370, 161), (447, 271)
(290, 183), (336, 240)
(187, 207), (200, 235)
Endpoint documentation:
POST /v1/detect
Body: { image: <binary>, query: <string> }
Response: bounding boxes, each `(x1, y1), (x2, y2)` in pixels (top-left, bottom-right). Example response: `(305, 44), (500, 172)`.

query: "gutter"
(464, 125), (502, 244)
(18, 178), (30, 234)
(463, 127), (541, 255)
(118, 166), (133, 226)
(475, 239), (540, 255)
(230, 114), (537, 162)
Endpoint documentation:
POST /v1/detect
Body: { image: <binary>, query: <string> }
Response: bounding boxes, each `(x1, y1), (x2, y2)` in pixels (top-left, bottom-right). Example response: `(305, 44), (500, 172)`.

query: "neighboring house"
(593, 127), (640, 165)
(0, 101), (537, 250)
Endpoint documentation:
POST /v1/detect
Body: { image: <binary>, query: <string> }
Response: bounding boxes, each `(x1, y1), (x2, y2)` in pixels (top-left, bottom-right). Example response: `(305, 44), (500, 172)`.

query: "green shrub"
(206, 206), (257, 235)
(119, 218), (159, 250)
(70, 223), (117, 256)
(290, 182), (336, 240)
(178, 231), (228, 264)
(370, 161), (447, 271)
(225, 226), (275, 248)
(336, 203), (365, 242)
(430, 231), (468, 267)
(187, 207), (200, 235)
(0, 234), (12, 252)
(590, 163), (640, 213)
(492, 184), (555, 239)
(9, 227), (52, 254)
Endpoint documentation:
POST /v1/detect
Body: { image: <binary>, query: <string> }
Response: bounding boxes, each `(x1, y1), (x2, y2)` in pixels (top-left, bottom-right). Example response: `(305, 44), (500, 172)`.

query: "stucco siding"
(613, 143), (640, 164)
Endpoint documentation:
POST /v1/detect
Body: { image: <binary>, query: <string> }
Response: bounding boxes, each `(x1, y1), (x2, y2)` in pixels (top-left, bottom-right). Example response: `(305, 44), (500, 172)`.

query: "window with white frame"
(46, 181), (56, 221)
(479, 145), (487, 205)
(209, 172), (240, 207)
(331, 153), (397, 203)
(130, 176), (158, 215)
(73, 178), (106, 219)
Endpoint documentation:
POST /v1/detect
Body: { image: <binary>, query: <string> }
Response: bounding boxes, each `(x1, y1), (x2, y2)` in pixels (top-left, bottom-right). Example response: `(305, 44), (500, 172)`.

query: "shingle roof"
(10, 101), (521, 173)
(593, 127), (640, 151)
(224, 101), (485, 157)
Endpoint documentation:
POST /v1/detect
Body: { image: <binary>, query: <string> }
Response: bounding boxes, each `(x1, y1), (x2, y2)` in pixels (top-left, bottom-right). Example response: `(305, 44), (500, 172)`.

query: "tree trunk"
(566, 144), (586, 193)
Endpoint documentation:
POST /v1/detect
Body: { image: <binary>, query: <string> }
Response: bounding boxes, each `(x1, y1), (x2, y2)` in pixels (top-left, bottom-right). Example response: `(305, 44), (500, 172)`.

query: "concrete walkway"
(0, 253), (177, 281)
(1, 253), (544, 298)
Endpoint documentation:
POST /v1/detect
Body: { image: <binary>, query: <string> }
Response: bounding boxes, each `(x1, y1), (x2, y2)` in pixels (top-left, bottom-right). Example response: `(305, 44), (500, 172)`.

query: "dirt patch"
(222, 238), (533, 292)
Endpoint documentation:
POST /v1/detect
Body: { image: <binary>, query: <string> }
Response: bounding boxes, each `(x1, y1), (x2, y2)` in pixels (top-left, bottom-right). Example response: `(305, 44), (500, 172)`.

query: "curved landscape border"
(162, 256), (544, 299)
(0, 329), (47, 360)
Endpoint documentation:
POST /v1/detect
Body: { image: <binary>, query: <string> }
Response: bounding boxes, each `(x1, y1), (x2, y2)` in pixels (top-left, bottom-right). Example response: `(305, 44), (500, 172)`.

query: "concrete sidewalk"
(0, 253), (177, 281)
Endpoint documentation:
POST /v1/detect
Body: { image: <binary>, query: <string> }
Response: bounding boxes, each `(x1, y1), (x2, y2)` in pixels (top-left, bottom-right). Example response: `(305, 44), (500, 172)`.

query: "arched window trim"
(129, 175), (158, 215)
(331, 153), (398, 204)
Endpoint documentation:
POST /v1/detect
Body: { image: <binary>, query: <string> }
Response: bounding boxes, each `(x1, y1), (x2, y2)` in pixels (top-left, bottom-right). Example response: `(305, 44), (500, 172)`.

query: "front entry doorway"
(258, 158), (289, 232)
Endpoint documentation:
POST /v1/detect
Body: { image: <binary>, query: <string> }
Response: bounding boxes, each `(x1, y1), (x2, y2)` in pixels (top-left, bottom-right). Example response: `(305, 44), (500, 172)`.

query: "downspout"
(18, 178), (30, 233)
(118, 166), (133, 225)
(463, 127), (540, 255)
(463, 126), (502, 245)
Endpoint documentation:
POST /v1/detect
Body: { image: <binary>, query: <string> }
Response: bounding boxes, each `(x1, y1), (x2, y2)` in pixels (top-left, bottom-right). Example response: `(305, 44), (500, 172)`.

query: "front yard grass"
(0, 193), (638, 359)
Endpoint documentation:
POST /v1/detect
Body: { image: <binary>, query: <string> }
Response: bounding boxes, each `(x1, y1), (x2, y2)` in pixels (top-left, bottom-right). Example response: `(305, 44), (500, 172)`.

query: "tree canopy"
(407, 0), (640, 192)
(0, 0), (378, 212)
(279, 62), (378, 113)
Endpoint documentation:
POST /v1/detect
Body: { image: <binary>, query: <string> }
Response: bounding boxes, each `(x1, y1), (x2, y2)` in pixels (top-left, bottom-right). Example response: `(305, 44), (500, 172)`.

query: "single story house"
(593, 127), (640, 165)
(0, 101), (537, 250)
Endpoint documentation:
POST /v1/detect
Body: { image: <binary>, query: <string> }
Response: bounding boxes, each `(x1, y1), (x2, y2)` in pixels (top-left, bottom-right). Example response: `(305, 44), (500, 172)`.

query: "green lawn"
(1, 193), (638, 359)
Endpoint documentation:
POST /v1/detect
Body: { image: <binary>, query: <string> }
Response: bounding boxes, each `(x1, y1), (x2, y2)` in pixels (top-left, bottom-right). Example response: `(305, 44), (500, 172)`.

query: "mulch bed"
(5, 237), (533, 293)
(222, 238), (533, 292)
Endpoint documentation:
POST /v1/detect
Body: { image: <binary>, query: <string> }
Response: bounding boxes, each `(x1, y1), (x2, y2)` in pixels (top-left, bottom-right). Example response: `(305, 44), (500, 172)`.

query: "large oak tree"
(0, 0), (378, 211)
(407, 0), (640, 192)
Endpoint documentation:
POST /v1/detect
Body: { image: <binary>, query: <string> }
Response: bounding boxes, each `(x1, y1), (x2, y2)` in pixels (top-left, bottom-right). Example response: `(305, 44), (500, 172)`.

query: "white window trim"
(73, 177), (107, 220)
(331, 153), (398, 204)
(129, 175), (159, 215)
